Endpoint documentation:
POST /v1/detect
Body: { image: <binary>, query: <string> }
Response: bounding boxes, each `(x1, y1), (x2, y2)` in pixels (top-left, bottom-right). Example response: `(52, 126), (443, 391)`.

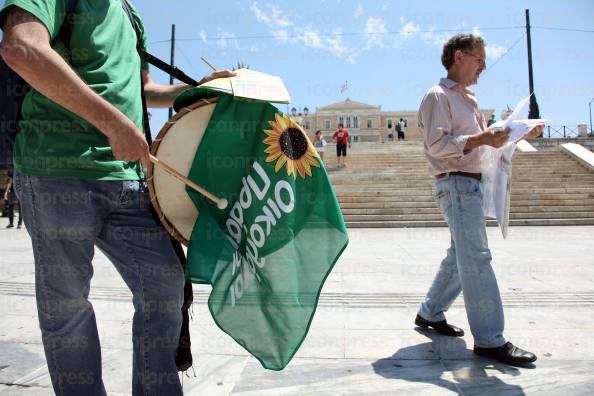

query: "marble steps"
(339, 199), (594, 209)
(341, 205), (594, 216)
(346, 218), (594, 228)
(343, 211), (594, 223)
(330, 179), (594, 187)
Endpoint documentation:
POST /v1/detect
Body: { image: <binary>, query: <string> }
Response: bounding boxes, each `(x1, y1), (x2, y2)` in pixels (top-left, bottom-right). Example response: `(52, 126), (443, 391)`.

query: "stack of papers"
(481, 94), (547, 238)
(489, 95), (547, 143)
(200, 68), (291, 104)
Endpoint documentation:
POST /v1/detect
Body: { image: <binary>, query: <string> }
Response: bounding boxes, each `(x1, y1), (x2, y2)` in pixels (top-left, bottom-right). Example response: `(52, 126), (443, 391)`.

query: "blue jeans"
(14, 173), (184, 396)
(418, 175), (506, 348)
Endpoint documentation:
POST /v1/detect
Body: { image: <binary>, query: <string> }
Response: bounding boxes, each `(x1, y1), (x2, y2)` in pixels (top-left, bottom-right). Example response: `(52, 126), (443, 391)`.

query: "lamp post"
(588, 98), (594, 134)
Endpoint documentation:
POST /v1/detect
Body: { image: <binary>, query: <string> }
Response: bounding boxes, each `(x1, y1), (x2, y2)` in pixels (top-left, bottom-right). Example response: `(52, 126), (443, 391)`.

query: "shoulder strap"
(120, 0), (199, 145)
(120, 0), (153, 144)
(52, 0), (80, 48)
(120, 0), (198, 86)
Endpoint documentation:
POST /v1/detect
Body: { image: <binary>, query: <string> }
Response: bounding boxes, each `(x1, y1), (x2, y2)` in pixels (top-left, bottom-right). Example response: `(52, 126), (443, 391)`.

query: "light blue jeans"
(14, 173), (184, 396)
(418, 175), (506, 348)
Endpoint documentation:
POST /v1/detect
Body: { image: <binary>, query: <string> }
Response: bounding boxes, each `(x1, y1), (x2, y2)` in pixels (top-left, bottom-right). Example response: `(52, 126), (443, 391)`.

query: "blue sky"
(136, 0), (594, 136)
(1, 0), (592, 135)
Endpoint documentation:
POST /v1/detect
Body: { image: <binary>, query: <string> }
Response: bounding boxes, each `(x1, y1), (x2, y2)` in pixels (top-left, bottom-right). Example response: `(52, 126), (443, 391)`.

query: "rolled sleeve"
(0, 0), (64, 40)
(420, 90), (470, 159)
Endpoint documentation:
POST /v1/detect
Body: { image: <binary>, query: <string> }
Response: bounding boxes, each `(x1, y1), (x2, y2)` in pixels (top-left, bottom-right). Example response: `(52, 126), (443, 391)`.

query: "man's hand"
(525, 124), (545, 138)
(198, 70), (236, 86)
(104, 116), (149, 166)
(481, 127), (510, 148)
(464, 127), (510, 151)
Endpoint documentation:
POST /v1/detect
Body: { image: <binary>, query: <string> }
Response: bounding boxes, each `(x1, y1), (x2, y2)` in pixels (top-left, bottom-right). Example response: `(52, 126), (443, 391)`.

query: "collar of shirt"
(439, 78), (485, 130)
(439, 78), (475, 95)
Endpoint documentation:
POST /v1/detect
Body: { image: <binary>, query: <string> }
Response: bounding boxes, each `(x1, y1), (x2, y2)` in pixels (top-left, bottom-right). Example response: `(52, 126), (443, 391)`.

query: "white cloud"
(400, 21), (420, 37)
(217, 31), (238, 50)
(364, 17), (388, 48)
(296, 28), (324, 49)
(354, 4), (363, 18)
(486, 44), (506, 60)
(250, 2), (292, 27)
(250, 2), (271, 24)
(246, 3), (508, 65)
(272, 29), (289, 43)
(199, 30), (208, 44)
(268, 5), (293, 27)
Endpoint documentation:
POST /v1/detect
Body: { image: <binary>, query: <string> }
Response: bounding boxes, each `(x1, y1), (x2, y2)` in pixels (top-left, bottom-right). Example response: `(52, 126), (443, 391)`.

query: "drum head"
(147, 97), (219, 245)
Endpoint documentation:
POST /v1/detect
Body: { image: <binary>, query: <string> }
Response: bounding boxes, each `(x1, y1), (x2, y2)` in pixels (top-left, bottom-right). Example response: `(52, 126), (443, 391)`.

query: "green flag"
(184, 94), (348, 370)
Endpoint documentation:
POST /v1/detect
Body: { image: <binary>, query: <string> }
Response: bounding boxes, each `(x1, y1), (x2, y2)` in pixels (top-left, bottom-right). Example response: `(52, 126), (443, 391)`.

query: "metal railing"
(544, 125), (593, 139)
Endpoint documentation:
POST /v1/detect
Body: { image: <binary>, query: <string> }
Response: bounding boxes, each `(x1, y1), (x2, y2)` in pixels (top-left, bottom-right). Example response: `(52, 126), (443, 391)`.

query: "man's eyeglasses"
(463, 51), (486, 67)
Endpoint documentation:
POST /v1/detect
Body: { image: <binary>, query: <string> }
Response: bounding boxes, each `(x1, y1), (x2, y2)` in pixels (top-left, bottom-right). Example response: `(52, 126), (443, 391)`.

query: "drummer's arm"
(142, 69), (237, 108)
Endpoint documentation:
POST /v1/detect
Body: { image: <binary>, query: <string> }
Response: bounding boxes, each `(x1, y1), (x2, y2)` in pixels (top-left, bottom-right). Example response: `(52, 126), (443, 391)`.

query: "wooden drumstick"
(149, 154), (228, 210)
(200, 57), (217, 72)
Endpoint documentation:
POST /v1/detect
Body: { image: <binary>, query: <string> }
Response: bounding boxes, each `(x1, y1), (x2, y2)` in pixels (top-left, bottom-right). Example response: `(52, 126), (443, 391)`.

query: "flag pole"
(149, 155), (228, 209)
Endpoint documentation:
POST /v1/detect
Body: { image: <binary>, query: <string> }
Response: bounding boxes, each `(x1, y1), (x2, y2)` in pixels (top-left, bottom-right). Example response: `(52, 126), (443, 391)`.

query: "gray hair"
(441, 34), (486, 70)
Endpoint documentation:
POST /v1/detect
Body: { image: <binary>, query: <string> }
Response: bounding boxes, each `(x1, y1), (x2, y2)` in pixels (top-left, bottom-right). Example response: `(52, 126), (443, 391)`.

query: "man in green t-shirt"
(1, 1), (233, 394)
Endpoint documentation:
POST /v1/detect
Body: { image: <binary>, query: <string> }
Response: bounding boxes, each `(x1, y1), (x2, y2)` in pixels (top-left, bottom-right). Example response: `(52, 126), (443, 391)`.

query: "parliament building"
(290, 98), (494, 142)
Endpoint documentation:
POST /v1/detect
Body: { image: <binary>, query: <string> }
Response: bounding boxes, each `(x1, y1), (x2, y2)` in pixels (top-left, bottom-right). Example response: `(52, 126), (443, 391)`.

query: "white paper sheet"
(200, 68), (291, 103)
(481, 94), (546, 238)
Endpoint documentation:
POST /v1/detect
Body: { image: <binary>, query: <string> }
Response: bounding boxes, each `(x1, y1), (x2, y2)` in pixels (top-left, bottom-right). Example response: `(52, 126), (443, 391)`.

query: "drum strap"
(121, 0), (195, 372)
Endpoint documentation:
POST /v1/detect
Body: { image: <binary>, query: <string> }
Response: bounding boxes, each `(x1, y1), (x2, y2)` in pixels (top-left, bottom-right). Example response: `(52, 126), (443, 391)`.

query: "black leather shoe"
(474, 342), (537, 366)
(415, 314), (464, 337)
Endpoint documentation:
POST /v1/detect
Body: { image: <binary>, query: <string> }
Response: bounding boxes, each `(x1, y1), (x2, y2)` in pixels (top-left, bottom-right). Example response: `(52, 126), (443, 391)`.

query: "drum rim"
(147, 95), (220, 246)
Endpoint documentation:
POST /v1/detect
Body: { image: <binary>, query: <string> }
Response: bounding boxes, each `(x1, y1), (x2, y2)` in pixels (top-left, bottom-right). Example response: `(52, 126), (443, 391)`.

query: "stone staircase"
(323, 141), (594, 228)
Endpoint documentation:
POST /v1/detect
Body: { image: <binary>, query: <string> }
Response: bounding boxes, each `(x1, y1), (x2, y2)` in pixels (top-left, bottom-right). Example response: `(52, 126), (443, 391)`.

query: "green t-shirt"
(0, 0), (148, 180)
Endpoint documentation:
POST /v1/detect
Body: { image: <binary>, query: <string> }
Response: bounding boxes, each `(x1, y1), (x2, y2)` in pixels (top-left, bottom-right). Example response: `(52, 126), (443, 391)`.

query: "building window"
(338, 116), (344, 126)
(387, 118), (393, 128)
(325, 119), (331, 129)
(367, 119), (372, 128)
(353, 116), (359, 128)
(305, 120), (311, 130)
(346, 116), (351, 128)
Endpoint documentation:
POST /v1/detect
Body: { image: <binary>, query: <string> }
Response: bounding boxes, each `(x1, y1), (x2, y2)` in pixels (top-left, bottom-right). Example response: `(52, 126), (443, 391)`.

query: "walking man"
(415, 33), (543, 366)
(3, 173), (22, 228)
(332, 123), (351, 168)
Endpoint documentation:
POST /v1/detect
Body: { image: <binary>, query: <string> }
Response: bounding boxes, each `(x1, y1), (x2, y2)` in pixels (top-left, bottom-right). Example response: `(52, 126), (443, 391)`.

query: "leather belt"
(435, 171), (482, 181)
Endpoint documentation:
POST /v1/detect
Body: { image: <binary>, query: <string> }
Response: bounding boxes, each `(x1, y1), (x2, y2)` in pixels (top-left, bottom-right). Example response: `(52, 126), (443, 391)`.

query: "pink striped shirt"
(418, 78), (487, 176)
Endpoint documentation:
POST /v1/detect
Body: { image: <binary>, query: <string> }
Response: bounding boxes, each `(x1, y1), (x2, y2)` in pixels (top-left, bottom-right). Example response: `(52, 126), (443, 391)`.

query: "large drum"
(147, 96), (219, 245)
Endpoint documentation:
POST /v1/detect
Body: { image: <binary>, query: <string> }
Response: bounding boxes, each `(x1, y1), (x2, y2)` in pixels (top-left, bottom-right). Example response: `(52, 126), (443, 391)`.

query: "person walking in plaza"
(487, 113), (496, 127)
(1, 1), (233, 394)
(3, 173), (22, 228)
(396, 118), (406, 141)
(332, 123), (351, 168)
(415, 33), (544, 367)
(386, 122), (394, 143)
(314, 130), (328, 162)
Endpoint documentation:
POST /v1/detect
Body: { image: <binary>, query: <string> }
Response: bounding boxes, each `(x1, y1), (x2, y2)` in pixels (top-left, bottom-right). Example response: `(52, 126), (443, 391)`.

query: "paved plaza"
(1, 225), (593, 395)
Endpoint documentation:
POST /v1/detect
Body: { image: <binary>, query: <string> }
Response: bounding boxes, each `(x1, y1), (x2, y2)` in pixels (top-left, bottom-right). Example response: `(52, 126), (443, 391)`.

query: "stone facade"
(291, 98), (494, 142)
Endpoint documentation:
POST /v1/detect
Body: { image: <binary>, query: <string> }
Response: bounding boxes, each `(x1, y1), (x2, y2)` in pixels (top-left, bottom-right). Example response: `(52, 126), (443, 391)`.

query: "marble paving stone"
(442, 359), (594, 396)
(345, 329), (441, 360)
(184, 355), (250, 396)
(231, 358), (459, 396)
(0, 384), (54, 395)
(1, 226), (594, 394)
(0, 342), (46, 385)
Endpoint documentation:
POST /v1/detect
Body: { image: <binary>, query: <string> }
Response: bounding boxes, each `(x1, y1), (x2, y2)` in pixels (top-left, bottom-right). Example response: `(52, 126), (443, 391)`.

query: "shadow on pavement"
(372, 328), (530, 395)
